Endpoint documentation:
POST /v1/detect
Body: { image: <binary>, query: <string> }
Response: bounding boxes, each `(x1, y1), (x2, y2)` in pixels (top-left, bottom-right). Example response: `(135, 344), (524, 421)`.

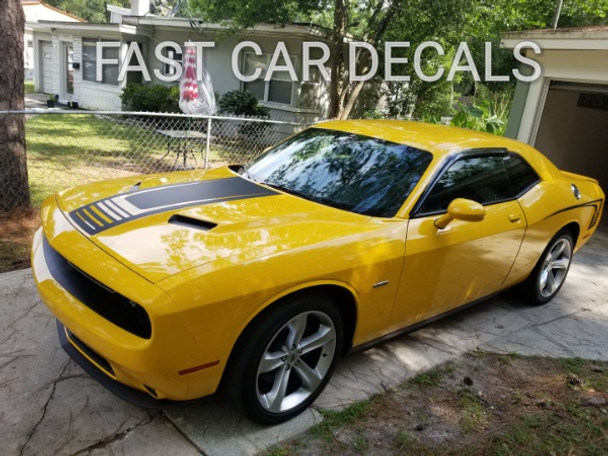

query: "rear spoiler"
(560, 170), (599, 185)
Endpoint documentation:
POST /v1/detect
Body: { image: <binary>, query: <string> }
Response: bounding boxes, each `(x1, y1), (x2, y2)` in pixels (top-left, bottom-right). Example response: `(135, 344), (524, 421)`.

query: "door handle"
(508, 213), (522, 222)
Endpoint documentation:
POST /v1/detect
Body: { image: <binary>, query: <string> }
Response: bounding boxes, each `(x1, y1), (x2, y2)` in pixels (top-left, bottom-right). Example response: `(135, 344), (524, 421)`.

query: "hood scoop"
(168, 214), (217, 231)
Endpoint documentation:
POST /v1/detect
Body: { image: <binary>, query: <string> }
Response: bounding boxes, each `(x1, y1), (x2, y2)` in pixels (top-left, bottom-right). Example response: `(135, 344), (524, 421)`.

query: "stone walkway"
(1, 228), (606, 455)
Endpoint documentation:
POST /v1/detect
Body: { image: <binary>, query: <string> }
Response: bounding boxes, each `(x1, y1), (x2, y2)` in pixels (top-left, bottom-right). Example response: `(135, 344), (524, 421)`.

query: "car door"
(391, 151), (527, 329)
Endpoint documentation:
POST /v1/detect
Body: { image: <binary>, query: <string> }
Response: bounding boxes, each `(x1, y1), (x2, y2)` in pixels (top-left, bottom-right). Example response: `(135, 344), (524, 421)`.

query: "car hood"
(55, 167), (373, 283)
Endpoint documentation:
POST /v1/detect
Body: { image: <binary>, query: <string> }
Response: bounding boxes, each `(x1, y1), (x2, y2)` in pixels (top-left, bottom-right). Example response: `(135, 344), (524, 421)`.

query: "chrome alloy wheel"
(538, 237), (572, 298)
(255, 310), (337, 413)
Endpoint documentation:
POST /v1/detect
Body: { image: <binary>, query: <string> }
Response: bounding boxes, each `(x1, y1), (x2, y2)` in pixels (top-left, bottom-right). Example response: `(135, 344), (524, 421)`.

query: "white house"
(29, 2), (333, 121)
(502, 27), (608, 192)
(22, 0), (84, 81)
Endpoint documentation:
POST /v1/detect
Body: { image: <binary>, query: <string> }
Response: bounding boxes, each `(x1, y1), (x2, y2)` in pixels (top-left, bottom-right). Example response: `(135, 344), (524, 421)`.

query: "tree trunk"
(339, 80), (365, 120)
(0, 0), (30, 212)
(328, 0), (349, 119)
(332, 0), (403, 120)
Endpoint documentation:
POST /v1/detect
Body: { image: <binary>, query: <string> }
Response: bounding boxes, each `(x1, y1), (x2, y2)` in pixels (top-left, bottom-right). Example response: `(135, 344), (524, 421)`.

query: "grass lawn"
(24, 81), (35, 94)
(265, 351), (608, 456)
(25, 113), (241, 207)
(0, 113), (266, 272)
(25, 113), (166, 207)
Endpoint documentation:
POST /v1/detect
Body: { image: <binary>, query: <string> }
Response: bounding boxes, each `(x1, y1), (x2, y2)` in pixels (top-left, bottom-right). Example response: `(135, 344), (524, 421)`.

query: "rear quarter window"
(503, 153), (540, 196)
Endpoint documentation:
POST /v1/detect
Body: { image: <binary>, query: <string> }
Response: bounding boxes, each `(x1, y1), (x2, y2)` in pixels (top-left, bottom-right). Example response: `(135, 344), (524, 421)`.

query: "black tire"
(224, 293), (344, 424)
(520, 230), (574, 305)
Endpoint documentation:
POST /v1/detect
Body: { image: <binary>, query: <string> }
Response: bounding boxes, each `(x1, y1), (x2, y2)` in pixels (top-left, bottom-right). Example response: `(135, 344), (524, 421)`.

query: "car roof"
(313, 119), (535, 159)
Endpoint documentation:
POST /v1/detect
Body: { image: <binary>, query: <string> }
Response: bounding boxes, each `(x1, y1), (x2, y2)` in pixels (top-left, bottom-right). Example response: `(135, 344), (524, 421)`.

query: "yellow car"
(32, 120), (604, 424)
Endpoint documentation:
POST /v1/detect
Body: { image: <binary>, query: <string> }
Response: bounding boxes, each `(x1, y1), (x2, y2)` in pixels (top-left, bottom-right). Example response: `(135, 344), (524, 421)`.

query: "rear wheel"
(522, 230), (574, 305)
(225, 294), (343, 424)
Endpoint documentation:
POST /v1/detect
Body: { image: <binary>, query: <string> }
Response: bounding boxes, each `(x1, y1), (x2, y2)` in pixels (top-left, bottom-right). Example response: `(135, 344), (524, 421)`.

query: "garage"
(40, 40), (54, 94)
(535, 83), (608, 191)
(502, 27), (608, 195)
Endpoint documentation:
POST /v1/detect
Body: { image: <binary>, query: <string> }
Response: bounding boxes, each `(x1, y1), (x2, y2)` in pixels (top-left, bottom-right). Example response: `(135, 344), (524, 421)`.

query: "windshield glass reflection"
(247, 128), (432, 217)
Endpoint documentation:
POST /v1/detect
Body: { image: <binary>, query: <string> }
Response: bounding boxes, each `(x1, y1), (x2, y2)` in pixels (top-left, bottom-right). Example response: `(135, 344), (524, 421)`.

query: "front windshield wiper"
(234, 164), (256, 182)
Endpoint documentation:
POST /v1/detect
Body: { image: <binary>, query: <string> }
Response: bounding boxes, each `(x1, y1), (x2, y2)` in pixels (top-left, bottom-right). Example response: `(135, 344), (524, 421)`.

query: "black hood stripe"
(69, 177), (277, 235)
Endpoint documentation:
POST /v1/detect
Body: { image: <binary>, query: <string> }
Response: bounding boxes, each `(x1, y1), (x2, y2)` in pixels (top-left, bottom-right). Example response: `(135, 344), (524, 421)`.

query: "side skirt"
(349, 289), (509, 354)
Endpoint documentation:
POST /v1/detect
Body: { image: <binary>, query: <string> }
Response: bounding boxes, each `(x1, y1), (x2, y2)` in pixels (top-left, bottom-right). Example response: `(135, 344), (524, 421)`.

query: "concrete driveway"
(1, 228), (607, 456)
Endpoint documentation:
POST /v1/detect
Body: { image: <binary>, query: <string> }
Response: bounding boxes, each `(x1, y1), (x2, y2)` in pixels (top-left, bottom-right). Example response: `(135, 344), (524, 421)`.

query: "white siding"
(31, 24), (331, 117)
(147, 30), (330, 120)
(72, 36), (82, 103)
(51, 36), (60, 95)
(79, 82), (122, 111)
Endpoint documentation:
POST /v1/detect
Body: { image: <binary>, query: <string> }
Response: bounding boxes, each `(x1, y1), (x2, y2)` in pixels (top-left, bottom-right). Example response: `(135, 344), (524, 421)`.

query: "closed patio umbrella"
(179, 43), (216, 116)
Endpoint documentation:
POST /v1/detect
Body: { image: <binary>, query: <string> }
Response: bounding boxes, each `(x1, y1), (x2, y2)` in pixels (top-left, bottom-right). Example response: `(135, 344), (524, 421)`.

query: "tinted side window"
(503, 153), (540, 195)
(418, 155), (511, 214)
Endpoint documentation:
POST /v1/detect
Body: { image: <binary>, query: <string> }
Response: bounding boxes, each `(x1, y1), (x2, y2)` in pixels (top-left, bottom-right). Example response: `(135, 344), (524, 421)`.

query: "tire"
(224, 293), (343, 424)
(521, 230), (574, 305)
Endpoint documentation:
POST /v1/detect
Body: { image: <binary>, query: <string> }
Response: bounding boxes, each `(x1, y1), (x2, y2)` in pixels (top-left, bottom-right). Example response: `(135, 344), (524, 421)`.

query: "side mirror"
(434, 198), (485, 229)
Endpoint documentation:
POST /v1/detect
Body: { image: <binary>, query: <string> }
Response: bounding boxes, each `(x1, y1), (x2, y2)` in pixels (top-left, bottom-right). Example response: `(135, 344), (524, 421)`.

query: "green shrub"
(218, 90), (270, 117)
(121, 83), (180, 113)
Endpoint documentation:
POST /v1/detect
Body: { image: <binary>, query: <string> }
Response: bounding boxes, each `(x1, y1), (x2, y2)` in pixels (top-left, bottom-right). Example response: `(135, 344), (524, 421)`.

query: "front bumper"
(56, 319), (172, 407)
(31, 202), (231, 402)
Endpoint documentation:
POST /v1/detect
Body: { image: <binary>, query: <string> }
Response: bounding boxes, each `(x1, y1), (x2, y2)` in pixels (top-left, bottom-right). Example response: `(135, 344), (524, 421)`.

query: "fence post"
(205, 117), (211, 169)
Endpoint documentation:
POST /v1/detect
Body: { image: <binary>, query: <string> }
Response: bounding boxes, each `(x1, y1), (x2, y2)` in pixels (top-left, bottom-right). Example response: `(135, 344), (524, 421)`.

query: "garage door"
(40, 41), (53, 94)
(534, 81), (608, 192)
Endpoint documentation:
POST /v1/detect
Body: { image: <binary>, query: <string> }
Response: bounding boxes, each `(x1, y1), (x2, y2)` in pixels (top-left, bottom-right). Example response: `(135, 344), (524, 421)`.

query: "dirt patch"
(267, 352), (608, 455)
(0, 208), (40, 272)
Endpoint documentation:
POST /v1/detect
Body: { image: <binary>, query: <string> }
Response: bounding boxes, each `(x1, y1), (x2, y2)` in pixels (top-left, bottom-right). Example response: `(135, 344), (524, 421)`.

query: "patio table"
(157, 129), (208, 169)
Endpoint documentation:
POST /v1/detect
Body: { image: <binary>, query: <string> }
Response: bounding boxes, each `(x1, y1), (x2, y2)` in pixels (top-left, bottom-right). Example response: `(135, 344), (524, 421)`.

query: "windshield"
(246, 128), (432, 217)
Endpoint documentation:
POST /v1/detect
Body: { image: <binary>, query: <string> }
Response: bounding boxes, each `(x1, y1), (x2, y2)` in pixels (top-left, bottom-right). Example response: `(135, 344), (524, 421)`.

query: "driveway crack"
(68, 413), (156, 456)
(162, 411), (207, 455)
(19, 360), (70, 456)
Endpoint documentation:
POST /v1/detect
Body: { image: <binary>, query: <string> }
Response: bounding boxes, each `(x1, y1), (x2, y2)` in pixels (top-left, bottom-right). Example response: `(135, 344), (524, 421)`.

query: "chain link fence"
(0, 111), (311, 211)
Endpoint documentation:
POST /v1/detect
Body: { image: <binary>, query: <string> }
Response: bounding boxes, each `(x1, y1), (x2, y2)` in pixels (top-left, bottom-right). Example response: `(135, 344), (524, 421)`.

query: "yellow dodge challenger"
(32, 120), (604, 423)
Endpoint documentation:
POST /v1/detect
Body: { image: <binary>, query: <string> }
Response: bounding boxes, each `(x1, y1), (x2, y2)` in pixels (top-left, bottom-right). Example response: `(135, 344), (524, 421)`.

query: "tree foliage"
(190, 0), (606, 122)
(381, 0), (608, 124)
(190, 0), (403, 119)
(192, 0), (324, 26)
(43, 0), (131, 23)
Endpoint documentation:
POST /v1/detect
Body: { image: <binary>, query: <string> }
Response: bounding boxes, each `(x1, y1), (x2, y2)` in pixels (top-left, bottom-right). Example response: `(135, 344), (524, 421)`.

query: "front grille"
(66, 329), (115, 376)
(43, 236), (152, 339)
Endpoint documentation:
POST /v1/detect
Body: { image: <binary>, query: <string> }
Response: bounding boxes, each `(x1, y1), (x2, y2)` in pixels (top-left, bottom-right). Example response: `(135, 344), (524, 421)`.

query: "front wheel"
(521, 230), (574, 305)
(225, 294), (343, 424)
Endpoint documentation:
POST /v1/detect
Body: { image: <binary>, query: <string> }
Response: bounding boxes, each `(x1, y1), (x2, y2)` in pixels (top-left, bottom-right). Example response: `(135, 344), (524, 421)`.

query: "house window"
(299, 65), (323, 109)
(299, 47), (326, 109)
(126, 41), (145, 84)
(163, 47), (182, 77)
(242, 52), (295, 106)
(82, 38), (119, 85)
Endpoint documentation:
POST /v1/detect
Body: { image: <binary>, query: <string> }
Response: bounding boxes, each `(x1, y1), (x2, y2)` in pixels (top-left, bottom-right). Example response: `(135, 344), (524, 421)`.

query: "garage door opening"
(534, 81), (608, 193)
